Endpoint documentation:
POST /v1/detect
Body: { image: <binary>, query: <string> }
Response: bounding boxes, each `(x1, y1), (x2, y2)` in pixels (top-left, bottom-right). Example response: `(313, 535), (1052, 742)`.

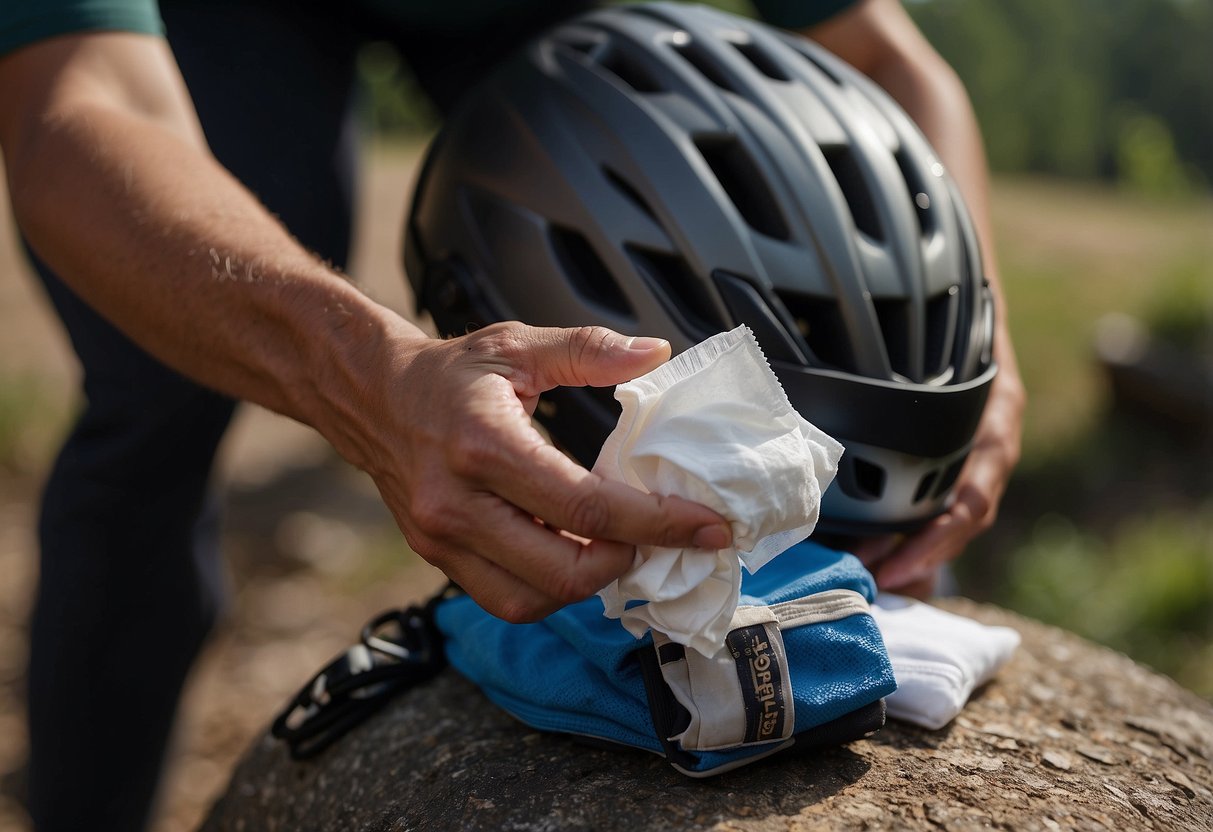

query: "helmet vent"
(598, 47), (664, 93)
(674, 41), (738, 93)
(602, 166), (660, 225)
(788, 43), (843, 86)
(695, 136), (790, 240)
(557, 31), (605, 58)
(776, 290), (857, 372)
(873, 298), (912, 379)
(913, 470), (939, 504)
(821, 145), (883, 241)
(894, 148), (935, 237)
(549, 226), (635, 318)
(712, 271), (808, 364)
(925, 288), (958, 378)
(627, 245), (725, 336)
(732, 40), (791, 82)
(934, 454), (967, 499)
(842, 456), (886, 501)
(583, 382), (624, 421)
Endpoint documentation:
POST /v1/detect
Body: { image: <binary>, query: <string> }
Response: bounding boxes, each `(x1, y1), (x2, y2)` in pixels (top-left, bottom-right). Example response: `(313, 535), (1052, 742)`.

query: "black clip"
(271, 592), (452, 759)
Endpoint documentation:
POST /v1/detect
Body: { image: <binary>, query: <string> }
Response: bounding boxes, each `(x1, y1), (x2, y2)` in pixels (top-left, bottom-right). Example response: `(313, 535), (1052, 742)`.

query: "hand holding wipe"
(593, 326), (844, 656)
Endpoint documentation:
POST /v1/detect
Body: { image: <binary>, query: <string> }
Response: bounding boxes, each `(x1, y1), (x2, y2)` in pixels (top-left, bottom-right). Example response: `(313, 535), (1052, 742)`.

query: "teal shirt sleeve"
(750, 0), (859, 30)
(0, 0), (163, 58)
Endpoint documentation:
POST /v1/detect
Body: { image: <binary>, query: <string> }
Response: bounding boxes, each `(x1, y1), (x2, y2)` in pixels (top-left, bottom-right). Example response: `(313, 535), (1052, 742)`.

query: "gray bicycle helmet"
(404, 2), (997, 535)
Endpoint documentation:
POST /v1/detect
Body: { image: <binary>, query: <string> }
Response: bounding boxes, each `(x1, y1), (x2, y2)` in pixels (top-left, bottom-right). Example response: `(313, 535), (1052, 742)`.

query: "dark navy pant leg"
(25, 3), (359, 829)
(26, 288), (236, 831)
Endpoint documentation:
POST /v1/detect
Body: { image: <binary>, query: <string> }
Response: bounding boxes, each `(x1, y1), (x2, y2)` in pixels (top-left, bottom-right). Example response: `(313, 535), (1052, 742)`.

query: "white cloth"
(871, 593), (1021, 730)
(593, 326), (844, 657)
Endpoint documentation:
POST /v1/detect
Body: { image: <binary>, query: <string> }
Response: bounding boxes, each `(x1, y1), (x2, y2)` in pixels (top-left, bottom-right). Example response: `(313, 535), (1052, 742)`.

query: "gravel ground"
(0, 143), (448, 832)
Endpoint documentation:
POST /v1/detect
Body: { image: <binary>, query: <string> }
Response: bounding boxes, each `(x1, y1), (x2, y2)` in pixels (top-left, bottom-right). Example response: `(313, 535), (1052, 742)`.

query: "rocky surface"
(203, 599), (1213, 831)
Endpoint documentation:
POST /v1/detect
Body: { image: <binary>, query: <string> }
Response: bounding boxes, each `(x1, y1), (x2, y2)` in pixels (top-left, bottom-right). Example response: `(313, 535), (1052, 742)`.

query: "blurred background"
(0, 0), (1210, 829)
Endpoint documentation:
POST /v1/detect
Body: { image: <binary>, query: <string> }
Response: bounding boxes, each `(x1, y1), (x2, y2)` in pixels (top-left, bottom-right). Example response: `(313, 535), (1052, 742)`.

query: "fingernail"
(626, 336), (668, 352)
(693, 525), (731, 550)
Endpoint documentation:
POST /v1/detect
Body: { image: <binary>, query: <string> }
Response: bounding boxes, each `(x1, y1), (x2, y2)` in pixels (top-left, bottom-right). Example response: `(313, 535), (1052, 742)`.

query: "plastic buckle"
(271, 600), (448, 759)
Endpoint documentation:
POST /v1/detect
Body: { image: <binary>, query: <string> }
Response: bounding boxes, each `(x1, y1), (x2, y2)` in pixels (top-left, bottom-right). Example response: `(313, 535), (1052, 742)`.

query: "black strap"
(636, 645), (701, 771)
(271, 586), (459, 759)
(787, 698), (886, 755)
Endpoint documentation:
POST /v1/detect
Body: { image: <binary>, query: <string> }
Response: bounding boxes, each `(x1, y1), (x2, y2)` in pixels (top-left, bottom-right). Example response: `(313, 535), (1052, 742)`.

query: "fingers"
(860, 360), (1023, 592)
(867, 427), (1013, 590)
(462, 492), (640, 610)
(425, 545), (564, 623)
(475, 422), (733, 551)
(873, 509), (969, 590)
(872, 475), (994, 589)
(397, 480), (598, 622)
(851, 534), (903, 568)
(503, 324), (672, 394)
(384, 322), (733, 622)
(408, 491), (640, 622)
(441, 329), (732, 553)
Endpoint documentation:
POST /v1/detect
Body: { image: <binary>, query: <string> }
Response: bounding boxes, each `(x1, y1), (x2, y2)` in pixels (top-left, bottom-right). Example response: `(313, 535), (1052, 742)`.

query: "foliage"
(356, 41), (437, 136)
(908, 0), (1213, 191)
(1115, 109), (1194, 198)
(1004, 510), (1213, 699)
(356, 0), (1213, 192)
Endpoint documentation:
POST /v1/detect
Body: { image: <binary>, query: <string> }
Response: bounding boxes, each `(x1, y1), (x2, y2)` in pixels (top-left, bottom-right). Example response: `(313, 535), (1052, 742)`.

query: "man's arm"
(0, 31), (732, 620)
(802, 0), (1027, 592)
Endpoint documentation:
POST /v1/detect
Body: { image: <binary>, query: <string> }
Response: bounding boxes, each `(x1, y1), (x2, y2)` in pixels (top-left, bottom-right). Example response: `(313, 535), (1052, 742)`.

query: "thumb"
(517, 325), (671, 393)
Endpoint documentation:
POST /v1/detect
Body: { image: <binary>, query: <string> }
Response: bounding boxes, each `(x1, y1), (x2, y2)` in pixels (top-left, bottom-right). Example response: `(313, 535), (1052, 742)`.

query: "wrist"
(280, 274), (429, 472)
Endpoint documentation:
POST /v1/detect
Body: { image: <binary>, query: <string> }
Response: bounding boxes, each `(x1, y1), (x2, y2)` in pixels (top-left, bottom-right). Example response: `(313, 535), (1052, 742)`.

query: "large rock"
(202, 600), (1213, 831)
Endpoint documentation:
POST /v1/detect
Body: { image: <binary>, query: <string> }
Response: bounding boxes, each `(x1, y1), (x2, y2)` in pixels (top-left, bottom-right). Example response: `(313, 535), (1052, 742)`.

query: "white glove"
(871, 593), (1021, 729)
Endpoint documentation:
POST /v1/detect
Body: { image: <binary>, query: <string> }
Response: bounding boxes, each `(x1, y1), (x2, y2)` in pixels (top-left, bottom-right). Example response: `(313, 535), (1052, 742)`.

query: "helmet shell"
(406, 2), (997, 534)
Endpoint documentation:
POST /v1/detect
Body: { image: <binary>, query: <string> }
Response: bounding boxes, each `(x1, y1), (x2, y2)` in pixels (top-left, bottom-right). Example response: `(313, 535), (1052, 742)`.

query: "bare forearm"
(0, 29), (739, 620)
(7, 96), (419, 469)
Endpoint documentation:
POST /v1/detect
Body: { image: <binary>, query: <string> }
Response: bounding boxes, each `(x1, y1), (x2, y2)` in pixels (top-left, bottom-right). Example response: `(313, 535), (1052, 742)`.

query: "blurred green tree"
(909, 0), (1212, 190)
(354, 0), (1213, 191)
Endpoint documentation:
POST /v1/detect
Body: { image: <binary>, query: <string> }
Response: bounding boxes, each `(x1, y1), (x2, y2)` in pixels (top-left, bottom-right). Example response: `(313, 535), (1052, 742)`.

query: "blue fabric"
(436, 541), (895, 774)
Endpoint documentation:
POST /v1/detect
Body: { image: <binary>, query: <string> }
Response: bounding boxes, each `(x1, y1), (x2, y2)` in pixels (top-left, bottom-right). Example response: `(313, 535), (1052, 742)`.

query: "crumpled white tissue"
(593, 325), (844, 657)
(871, 593), (1021, 730)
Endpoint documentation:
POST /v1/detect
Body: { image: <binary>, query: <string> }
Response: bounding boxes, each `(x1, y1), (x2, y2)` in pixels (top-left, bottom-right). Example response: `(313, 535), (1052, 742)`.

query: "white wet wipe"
(593, 326), (843, 657)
